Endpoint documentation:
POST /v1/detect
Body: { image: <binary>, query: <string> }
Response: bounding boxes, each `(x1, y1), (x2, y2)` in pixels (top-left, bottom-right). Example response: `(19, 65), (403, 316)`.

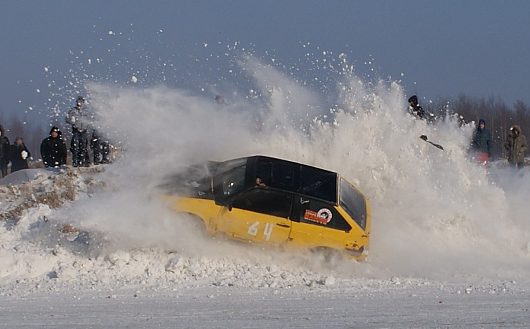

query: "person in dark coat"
(90, 129), (111, 164)
(65, 96), (90, 167)
(504, 125), (528, 168)
(0, 124), (10, 177)
(40, 126), (67, 168)
(408, 95), (427, 120)
(471, 119), (492, 164)
(408, 95), (435, 122)
(10, 137), (31, 172)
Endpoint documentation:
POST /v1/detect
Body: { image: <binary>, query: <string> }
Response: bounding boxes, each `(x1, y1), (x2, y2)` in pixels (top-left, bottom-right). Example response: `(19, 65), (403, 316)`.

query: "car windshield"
(215, 158), (247, 175)
(221, 166), (246, 197)
(339, 178), (367, 230)
(217, 164), (247, 197)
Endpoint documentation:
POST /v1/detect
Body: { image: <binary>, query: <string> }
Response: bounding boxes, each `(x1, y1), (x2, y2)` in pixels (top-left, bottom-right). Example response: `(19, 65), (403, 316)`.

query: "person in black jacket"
(40, 126), (67, 168)
(408, 95), (426, 120)
(0, 124), (10, 177)
(408, 95), (435, 123)
(10, 137), (31, 172)
(65, 96), (90, 167)
(90, 129), (111, 164)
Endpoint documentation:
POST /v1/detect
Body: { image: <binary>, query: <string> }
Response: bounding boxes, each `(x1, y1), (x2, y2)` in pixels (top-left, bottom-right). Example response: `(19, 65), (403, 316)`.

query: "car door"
(217, 188), (292, 245)
(289, 196), (352, 249)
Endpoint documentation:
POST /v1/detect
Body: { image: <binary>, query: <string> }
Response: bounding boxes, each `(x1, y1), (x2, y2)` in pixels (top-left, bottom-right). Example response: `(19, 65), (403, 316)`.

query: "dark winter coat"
(408, 104), (427, 120)
(10, 143), (31, 172)
(40, 128), (67, 168)
(407, 95), (437, 123)
(471, 127), (492, 156)
(0, 125), (10, 167)
(504, 125), (528, 165)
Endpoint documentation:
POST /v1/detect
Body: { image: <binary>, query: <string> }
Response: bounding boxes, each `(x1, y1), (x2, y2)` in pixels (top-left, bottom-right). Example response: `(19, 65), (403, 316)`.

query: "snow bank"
(0, 168), (60, 186)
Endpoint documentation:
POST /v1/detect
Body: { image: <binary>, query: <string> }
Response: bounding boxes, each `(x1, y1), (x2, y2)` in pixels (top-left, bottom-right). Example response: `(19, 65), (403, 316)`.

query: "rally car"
(160, 155), (371, 260)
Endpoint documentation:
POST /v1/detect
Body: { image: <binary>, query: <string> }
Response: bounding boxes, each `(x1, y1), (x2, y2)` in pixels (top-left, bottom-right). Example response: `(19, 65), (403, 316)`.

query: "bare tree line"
(426, 95), (529, 160)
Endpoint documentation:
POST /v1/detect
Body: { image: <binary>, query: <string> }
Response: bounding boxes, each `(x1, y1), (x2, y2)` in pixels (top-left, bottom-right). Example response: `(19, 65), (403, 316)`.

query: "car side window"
(231, 188), (292, 218)
(299, 167), (337, 202)
(256, 160), (296, 189)
(297, 197), (351, 231)
(272, 162), (295, 188)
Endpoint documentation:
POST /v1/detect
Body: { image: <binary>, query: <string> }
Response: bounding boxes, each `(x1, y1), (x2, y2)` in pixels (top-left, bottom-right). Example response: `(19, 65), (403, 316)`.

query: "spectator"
(40, 126), (67, 168)
(0, 124), (10, 177)
(504, 125), (528, 168)
(408, 95), (426, 120)
(65, 96), (90, 167)
(90, 129), (111, 164)
(408, 95), (435, 122)
(10, 137), (31, 172)
(471, 119), (492, 164)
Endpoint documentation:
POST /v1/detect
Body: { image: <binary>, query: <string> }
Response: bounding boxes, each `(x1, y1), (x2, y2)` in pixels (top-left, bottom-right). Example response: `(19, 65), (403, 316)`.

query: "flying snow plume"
(54, 54), (530, 281)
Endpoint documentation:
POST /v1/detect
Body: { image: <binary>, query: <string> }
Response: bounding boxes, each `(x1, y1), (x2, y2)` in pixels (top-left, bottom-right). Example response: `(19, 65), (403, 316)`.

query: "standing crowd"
(65, 96), (110, 167)
(0, 125), (31, 177)
(0, 96), (111, 178)
(469, 116), (527, 168)
(408, 95), (527, 167)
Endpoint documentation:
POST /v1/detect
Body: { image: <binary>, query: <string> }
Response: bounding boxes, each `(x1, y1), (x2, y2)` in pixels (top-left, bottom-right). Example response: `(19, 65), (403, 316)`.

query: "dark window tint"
(299, 167), (337, 202)
(256, 160), (296, 189)
(297, 197), (351, 231)
(216, 165), (247, 197)
(273, 162), (295, 188)
(256, 160), (273, 186)
(254, 157), (337, 203)
(339, 178), (367, 230)
(232, 188), (292, 218)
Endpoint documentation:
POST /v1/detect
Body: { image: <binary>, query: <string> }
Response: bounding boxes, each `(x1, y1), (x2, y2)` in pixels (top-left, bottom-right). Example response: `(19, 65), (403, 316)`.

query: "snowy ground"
(1, 283), (529, 328)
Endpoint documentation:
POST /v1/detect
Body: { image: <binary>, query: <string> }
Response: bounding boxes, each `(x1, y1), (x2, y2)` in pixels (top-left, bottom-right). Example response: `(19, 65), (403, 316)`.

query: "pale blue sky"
(1, 0), (529, 123)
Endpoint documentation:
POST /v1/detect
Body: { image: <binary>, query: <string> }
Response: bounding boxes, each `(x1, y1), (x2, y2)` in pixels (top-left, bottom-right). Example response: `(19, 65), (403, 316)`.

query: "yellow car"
(161, 156), (371, 260)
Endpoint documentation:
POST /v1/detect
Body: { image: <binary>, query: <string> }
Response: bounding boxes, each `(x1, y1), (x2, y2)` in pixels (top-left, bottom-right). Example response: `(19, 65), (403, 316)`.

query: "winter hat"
(50, 126), (62, 135)
(511, 125), (521, 134)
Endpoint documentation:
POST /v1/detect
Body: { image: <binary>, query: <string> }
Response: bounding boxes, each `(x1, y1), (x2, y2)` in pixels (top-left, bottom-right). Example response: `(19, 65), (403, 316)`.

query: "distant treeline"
(426, 95), (529, 160)
(0, 113), (46, 159)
